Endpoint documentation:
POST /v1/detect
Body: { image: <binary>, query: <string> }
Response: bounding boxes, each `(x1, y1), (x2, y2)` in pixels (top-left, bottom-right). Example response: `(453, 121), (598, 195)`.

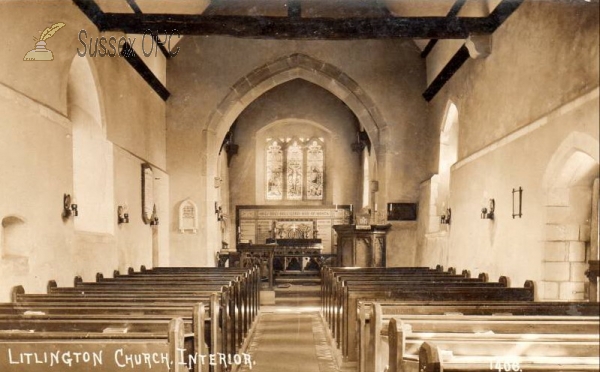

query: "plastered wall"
(167, 37), (429, 266)
(0, 1), (168, 301)
(417, 0), (599, 299)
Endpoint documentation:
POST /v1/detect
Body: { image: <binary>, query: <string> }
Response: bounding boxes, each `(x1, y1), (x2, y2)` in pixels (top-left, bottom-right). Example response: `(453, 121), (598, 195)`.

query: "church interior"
(0, 0), (599, 371)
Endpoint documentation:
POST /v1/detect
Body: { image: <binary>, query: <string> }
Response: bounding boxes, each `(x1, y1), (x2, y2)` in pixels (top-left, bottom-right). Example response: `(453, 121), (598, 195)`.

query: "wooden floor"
(237, 282), (354, 372)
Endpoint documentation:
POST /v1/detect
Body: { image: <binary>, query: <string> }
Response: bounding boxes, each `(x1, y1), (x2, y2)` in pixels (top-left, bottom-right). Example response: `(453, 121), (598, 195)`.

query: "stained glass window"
(266, 141), (283, 200)
(286, 141), (303, 200)
(265, 138), (325, 201)
(306, 140), (324, 200)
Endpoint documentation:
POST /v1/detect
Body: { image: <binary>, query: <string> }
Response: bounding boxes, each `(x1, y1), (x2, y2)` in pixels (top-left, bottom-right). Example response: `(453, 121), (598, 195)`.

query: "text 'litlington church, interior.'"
(0, 0), (598, 371)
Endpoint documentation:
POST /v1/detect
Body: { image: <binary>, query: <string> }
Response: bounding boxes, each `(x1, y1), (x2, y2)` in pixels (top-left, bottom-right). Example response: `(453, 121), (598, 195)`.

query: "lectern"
(333, 224), (391, 267)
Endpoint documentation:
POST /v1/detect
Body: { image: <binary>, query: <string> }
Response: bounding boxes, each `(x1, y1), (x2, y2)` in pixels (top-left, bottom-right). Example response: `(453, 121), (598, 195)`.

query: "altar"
(237, 238), (334, 289)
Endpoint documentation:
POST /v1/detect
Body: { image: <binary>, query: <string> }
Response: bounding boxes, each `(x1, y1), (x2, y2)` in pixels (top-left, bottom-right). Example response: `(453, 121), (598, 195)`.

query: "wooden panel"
(237, 205), (350, 253)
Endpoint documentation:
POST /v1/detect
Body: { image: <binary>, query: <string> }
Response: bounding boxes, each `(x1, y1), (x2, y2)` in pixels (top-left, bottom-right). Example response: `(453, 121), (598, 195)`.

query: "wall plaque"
(178, 199), (198, 233)
(141, 163), (154, 224)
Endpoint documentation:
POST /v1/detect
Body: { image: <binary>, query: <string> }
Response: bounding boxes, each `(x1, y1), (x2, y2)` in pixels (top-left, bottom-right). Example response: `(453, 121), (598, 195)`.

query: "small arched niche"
(1, 216), (30, 268)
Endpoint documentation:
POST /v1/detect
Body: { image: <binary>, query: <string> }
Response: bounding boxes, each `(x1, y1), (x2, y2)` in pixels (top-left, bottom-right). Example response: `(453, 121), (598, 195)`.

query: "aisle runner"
(239, 312), (340, 372)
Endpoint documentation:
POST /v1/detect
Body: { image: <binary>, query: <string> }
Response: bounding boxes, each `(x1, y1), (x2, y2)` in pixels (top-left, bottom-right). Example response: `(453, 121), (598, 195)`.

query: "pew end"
(193, 303), (210, 372)
(128, 267), (135, 275)
(418, 342), (442, 372)
(478, 272), (489, 282)
(113, 269), (120, 278)
(96, 272), (103, 282)
(448, 267), (456, 275)
(435, 265), (444, 272)
(168, 317), (190, 372)
(140, 265), (147, 272)
(498, 276), (510, 287)
(74, 275), (83, 286)
(11, 285), (25, 302)
(46, 280), (57, 293)
(524, 280), (535, 296)
(462, 269), (471, 278)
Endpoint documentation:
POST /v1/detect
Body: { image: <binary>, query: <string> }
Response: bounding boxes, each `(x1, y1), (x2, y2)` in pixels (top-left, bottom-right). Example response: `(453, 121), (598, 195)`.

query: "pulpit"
(333, 224), (391, 267)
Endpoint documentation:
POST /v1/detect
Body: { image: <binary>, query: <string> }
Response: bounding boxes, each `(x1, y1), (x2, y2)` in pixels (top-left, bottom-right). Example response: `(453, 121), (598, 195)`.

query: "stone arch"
(542, 132), (599, 189)
(541, 132), (599, 300)
(66, 55), (107, 133)
(207, 53), (386, 154)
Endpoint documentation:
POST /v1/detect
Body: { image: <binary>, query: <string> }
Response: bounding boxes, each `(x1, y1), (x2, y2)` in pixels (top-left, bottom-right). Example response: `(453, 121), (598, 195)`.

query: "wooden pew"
(414, 337), (599, 372)
(0, 317), (193, 372)
(13, 286), (241, 366)
(329, 273), (491, 338)
(322, 267), (475, 341)
(11, 286), (228, 364)
(2, 265), (260, 372)
(93, 266), (259, 350)
(337, 278), (533, 361)
(377, 311), (600, 372)
(359, 301), (600, 372)
(121, 266), (260, 337)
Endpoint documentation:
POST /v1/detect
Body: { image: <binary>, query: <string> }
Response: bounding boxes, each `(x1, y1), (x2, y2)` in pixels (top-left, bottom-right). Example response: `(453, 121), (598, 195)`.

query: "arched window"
(437, 102), (459, 213)
(68, 56), (114, 234)
(265, 137), (325, 201)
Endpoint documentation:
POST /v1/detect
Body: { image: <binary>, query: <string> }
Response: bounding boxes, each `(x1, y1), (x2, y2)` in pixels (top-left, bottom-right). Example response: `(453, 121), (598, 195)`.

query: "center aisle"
(238, 310), (345, 372)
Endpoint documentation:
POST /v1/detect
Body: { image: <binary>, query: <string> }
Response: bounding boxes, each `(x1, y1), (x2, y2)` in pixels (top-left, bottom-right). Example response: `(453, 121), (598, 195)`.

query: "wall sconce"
(351, 130), (371, 153)
(512, 187), (523, 218)
(150, 204), (159, 226)
(440, 207), (451, 225)
(62, 194), (78, 218)
(117, 205), (129, 224)
(215, 202), (225, 221)
(481, 198), (495, 220)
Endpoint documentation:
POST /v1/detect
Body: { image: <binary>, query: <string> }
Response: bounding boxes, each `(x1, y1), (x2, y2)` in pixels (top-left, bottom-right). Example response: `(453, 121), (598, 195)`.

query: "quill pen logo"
(23, 22), (66, 61)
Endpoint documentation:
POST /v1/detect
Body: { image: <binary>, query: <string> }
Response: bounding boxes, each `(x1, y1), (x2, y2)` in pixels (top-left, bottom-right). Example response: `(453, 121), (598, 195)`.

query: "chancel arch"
(203, 55), (385, 253)
(541, 132), (599, 300)
(67, 55), (114, 235)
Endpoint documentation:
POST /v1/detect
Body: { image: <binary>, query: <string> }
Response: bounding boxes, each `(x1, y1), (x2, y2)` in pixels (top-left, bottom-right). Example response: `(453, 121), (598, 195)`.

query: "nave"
(1, 1), (599, 371)
(2, 264), (598, 372)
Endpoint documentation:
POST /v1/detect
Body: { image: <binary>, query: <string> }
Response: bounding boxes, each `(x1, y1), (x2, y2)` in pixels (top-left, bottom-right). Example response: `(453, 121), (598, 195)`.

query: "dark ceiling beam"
(72, 0), (106, 28)
(120, 43), (170, 101)
(124, 0), (170, 58)
(422, 0), (524, 102)
(422, 45), (470, 101)
(97, 14), (498, 39)
(421, 0), (466, 58)
(73, 0), (170, 101)
(124, 0), (142, 14)
(420, 39), (438, 58)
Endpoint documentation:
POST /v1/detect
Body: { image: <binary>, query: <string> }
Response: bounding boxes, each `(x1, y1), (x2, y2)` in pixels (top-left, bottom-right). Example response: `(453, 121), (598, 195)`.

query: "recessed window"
(265, 137), (325, 201)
